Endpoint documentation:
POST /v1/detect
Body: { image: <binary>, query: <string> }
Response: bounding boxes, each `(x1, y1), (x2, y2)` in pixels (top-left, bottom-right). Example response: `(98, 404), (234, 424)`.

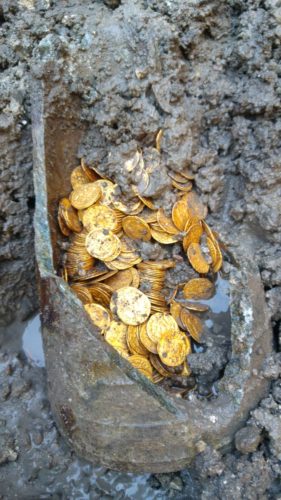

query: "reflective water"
(22, 314), (45, 367)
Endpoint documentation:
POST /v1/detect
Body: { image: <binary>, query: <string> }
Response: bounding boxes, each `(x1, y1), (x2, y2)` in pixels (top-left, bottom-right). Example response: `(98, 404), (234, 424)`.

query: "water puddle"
(22, 314), (45, 367)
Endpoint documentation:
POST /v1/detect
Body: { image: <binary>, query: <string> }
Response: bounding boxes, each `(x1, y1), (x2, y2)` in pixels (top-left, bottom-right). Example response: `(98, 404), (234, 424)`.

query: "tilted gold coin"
(150, 228), (179, 245)
(85, 229), (121, 261)
(182, 222), (203, 251)
(172, 179), (193, 192)
(70, 166), (89, 189)
(84, 303), (111, 332)
(82, 205), (118, 232)
(172, 197), (190, 231)
(70, 183), (102, 209)
(104, 320), (129, 358)
(71, 285), (92, 304)
(180, 308), (203, 343)
(146, 313), (179, 343)
(58, 212), (71, 236)
(183, 278), (215, 300)
(187, 242), (210, 274)
(103, 268), (133, 290)
(59, 198), (82, 233)
(184, 302), (209, 312)
(122, 216), (151, 241)
(211, 238), (223, 273)
(184, 191), (207, 220)
(129, 354), (153, 379)
(139, 322), (158, 354)
(110, 286), (151, 326)
(127, 325), (149, 357)
(149, 353), (173, 378)
(80, 158), (100, 181)
(157, 208), (179, 235)
(157, 330), (190, 367)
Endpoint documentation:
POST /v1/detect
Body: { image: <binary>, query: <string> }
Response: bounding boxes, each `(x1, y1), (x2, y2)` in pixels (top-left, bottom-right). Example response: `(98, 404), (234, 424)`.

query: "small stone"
(235, 425), (262, 453)
(0, 433), (18, 464)
(169, 476), (183, 491)
(11, 378), (32, 398)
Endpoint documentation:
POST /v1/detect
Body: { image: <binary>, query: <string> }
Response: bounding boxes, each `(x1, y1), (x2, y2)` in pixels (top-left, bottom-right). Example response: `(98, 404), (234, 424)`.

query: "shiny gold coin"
(155, 129), (163, 153)
(70, 166), (89, 189)
(157, 208), (179, 235)
(152, 371), (164, 384)
(187, 243), (210, 274)
(150, 228), (179, 244)
(85, 229), (121, 261)
(172, 197), (190, 231)
(182, 222), (203, 251)
(104, 320), (129, 358)
(59, 198), (82, 233)
(211, 238), (223, 273)
(130, 268), (140, 288)
(122, 216), (151, 241)
(157, 330), (190, 367)
(170, 301), (184, 329)
(70, 183), (102, 209)
(58, 212), (71, 236)
(147, 313), (179, 343)
(70, 285), (92, 304)
(137, 259), (175, 271)
(168, 171), (191, 183)
(127, 325), (149, 357)
(81, 158), (100, 181)
(139, 323), (158, 354)
(129, 355), (153, 379)
(206, 236), (218, 266)
(84, 303), (111, 332)
(181, 360), (192, 377)
(103, 269), (133, 290)
(184, 191), (207, 220)
(184, 302), (209, 312)
(183, 278), (215, 300)
(94, 179), (117, 206)
(105, 256), (142, 271)
(172, 179), (193, 192)
(82, 205), (118, 232)
(184, 215), (200, 233)
(110, 286), (151, 326)
(149, 354), (173, 377)
(180, 308), (203, 343)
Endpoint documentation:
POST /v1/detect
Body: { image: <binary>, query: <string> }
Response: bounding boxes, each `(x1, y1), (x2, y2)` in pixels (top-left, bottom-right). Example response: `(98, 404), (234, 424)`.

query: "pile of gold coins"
(58, 135), (223, 385)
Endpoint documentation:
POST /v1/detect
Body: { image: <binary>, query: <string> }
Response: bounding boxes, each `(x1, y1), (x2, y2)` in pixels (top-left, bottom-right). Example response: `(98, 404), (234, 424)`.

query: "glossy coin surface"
(104, 320), (129, 358)
(110, 286), (151, 326)
(84, 303), (111, 332)
(83, 205), (118, 232)
(129, 355), (153, 379)
(146, 313), (179, 343)
(187, 243), (210, 274)
(157, 330), (190, 367)
(70, 183), (102, 209)
(183, 278), (215, 300)
(122, 216), (151, 241)
(85, 229), (121, 261)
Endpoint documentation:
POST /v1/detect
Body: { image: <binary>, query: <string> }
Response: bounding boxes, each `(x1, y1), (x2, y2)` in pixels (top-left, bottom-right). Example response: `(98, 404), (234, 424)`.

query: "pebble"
(235, 425), (262, 454)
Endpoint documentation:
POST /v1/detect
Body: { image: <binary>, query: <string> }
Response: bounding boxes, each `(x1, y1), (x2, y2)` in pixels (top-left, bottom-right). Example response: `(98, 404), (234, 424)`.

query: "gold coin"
(80, 158), (100, 181)
(70, 166), (89, 189)
(84, 303), (111, 332)
(71, 285), (92, 304)
(155, 129), (163, 153)
(187, 243), (210, 274)
(184, 191), (207, 220)
(211, 238), (223, 273)
(168, 171), (191, 183)
(130, 267), (140, 288)
(150, 228), (179, 244)
(129, 354), (153, 378)
(172, 179), (193, 192)
(184, 302), (209, 312)
(149, 353), (173, 377)
(183, 278), (215, 300)
(180, 308), (203, 343)
(127, 325), (149, 357)
(157, 208), (179, 235)
(58, 212), (71, 236)
(157, 330), (190, 367)
(85, 229), (121, 261)
(103, 269), (133, 290)
(70, 183), (102, 209)
(170, 301), (184, 329)
(146, 313), (179, 343)
(139, 323), (158, 354)
(181, 360), (192, 377)
(110, 286), (151, 326)
(172, 197), (190, 231)
(182, 222), (203, 251)
(82, 205), (118, 232)
(59, 198), (82, 233)
(104, 320), (129, 358)
(95, 179), (117, 206)
(122, 216), (151, 241)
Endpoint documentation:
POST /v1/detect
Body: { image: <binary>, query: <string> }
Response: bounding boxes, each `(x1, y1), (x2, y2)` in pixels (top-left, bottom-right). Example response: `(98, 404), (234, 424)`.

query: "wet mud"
(1, 0), (281, 497)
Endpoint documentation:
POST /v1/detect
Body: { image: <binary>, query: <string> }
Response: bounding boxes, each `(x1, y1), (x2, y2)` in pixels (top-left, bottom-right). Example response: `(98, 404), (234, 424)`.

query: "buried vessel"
(32, 78), (272, 473)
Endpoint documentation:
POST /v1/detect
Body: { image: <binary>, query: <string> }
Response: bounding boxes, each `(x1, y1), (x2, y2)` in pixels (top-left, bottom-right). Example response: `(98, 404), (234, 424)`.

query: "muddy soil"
(1, 0), (281, 497)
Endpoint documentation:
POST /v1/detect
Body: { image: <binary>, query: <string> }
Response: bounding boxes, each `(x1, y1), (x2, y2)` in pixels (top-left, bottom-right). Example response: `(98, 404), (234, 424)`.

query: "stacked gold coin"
(58, 133), (223, 388)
